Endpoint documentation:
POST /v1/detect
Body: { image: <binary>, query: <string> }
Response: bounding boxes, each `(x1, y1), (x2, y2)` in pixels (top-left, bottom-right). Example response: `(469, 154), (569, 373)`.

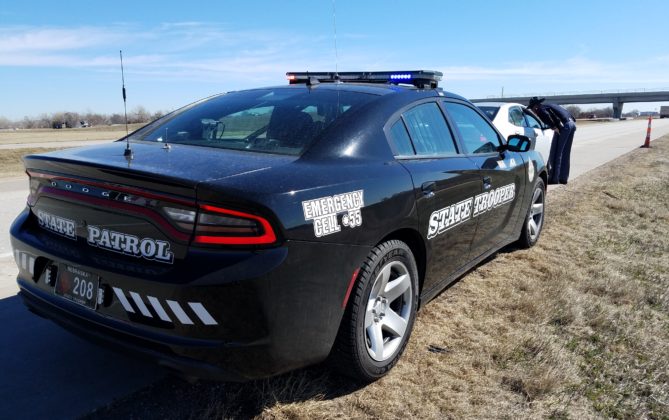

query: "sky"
(1, 0), (668, 120)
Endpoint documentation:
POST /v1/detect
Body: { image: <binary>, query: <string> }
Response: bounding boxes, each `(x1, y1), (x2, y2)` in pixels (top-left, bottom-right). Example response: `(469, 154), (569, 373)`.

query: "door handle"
(421, 181), (436, 198)
(483, 176), (492, 190)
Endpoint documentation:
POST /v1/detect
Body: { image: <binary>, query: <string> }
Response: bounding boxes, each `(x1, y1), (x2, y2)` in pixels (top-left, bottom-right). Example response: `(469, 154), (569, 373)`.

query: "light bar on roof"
(286, 70), (443, 88)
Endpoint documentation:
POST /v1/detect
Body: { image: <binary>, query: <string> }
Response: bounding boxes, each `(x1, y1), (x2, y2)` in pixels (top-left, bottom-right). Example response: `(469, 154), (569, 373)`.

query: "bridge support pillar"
(612, 99), (624, 119)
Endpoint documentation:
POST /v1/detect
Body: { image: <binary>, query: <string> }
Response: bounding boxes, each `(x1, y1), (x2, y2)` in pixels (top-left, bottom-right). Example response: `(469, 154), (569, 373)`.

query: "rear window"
(476, 106), (499, 121)
(129, 88), (376, 155)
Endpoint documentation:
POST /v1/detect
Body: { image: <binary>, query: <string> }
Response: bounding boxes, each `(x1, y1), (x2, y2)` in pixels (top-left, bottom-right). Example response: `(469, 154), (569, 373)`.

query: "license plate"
(55, 265), (99, 310)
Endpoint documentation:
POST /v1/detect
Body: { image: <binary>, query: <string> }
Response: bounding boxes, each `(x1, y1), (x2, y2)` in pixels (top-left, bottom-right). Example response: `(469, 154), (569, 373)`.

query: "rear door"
(441, 101), (527, 259)
(386, 101), (481, 293)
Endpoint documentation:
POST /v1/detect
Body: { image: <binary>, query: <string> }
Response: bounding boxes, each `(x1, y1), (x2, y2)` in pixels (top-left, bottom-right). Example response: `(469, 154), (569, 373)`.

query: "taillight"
(192, 205), (277, 245)
(163, 207), (197, 231)
(27, 172), (39, 206)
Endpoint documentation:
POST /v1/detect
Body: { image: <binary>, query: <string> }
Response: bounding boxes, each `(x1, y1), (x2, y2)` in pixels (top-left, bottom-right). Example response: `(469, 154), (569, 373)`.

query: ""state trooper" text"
(427, 183), (516, 240)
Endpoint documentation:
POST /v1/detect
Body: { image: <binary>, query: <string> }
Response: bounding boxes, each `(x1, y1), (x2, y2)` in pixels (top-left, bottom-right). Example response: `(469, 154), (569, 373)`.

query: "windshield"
(129, 88), (377, 156)
(476, 106), (500, 121)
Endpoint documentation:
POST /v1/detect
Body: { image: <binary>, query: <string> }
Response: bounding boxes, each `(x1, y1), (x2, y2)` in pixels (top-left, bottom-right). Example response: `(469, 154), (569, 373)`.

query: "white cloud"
(440, 56), (669, 89)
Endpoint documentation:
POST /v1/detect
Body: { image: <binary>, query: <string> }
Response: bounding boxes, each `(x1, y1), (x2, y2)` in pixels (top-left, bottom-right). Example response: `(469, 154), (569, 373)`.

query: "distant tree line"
(0, 106), (168, 130)
(564, 105), (641, 119)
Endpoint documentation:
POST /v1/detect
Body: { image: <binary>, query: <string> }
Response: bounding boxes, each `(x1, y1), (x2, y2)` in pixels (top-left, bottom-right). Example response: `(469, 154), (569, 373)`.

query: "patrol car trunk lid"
(23, 142), (294, 264)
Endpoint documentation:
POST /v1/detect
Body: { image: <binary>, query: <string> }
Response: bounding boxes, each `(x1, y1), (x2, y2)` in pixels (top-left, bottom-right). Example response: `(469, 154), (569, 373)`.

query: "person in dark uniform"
(528, 97), (577, 184)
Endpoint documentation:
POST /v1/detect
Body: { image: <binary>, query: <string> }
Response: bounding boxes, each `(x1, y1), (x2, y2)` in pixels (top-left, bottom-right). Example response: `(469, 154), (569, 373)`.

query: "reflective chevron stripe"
(147, 296), (171, 322)
(110, 287), (217, 326)
(129, 291), (152, 317)
(14, 249), (36, 276)
(113, 287), (135, 313)
(166, 300), (193, 325)
(188, 302), (218, 325)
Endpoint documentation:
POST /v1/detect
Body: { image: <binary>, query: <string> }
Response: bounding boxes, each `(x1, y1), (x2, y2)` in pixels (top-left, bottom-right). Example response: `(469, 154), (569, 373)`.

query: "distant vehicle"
(80, 120), (90, 128)
(660, 106), (669, 118)
(474, 102), (552, 172)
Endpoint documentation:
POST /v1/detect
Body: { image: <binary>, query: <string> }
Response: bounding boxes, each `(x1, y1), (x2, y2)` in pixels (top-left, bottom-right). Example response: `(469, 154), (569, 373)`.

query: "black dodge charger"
(10, 71), (547, 382)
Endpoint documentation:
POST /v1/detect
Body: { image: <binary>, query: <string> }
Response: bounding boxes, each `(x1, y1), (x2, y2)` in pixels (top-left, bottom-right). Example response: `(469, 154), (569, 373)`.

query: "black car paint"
(11, 83), (547, 380)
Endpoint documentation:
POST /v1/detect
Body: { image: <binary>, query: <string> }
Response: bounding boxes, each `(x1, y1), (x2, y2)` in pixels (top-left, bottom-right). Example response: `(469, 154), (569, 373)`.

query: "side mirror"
(503, 134), (532, 152)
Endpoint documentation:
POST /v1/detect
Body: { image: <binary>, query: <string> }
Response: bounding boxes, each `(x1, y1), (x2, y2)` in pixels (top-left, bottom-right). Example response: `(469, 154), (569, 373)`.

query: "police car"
(10, 70), (547, 382)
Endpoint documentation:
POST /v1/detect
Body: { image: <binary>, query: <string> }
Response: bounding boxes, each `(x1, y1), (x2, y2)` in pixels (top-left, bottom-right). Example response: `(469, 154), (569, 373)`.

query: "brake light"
(193, 205), (277, 245)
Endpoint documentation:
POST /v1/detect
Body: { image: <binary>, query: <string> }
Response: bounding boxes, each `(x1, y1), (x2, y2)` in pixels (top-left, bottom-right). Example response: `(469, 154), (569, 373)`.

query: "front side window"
(401, 103), (457, 156)
(524, 112), (543, 129)
(443, 102), (502, 154)
(129, 88), (377, 156)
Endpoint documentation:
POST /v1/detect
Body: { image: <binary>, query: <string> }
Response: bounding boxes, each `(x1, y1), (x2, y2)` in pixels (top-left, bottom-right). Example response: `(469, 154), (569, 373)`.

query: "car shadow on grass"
(85, 363), (366, 419)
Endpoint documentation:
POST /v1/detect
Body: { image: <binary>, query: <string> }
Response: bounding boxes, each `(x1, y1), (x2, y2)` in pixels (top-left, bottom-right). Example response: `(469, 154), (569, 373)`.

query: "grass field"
(86, 135), (669, 419)
(0, 123), (145, 144)
(0, 147), (63, 177)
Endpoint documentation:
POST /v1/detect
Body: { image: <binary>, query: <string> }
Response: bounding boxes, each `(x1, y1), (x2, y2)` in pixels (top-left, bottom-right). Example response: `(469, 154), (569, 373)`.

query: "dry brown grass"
(87, 137), (669, 420)
(0, 123), (145, 144)
(0, 148), (63, 177)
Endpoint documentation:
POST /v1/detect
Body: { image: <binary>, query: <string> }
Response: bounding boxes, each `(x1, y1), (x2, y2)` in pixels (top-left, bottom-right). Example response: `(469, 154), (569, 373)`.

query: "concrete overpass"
(470, 90), (669, 119)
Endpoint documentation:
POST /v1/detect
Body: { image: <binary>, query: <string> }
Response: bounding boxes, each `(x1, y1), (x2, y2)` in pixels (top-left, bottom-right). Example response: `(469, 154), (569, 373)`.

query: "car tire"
(517, 178), (546, 248)
(330, 239), (419, 382)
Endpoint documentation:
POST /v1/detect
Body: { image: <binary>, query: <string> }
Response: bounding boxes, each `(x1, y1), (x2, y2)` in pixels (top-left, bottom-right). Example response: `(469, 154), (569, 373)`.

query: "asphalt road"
(0, 118), (668, 419)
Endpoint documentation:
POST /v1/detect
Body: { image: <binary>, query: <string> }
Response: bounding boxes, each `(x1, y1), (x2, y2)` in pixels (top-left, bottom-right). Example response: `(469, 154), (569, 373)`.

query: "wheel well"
(539, 169), (548, 190)
(379, 229), (426, 293)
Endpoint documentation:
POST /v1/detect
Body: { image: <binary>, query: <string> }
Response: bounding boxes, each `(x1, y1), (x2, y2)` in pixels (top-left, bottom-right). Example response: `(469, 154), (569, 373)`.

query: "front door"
(441, 101), (527, 259)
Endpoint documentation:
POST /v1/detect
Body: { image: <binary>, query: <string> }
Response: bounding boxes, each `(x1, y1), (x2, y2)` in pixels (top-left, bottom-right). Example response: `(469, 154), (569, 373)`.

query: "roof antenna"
(331, 0), (340, 82)
(119, 50), (133, 159)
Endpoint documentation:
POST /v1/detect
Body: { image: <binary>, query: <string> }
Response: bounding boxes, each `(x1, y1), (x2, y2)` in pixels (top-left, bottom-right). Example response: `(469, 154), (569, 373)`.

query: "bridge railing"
(485, 87), (669, 99)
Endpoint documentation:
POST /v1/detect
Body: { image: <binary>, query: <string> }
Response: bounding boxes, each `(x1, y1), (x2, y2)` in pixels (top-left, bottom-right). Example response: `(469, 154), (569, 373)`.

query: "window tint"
(402, 103), (457, 156)
(508, 107), (525, 127)
(129, 88), (376, 156)
(443, 102), (501, 154)
(389, 120), (415, 156)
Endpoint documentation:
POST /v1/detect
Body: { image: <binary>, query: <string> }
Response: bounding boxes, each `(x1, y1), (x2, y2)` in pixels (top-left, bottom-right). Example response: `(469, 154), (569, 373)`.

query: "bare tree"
(565, 105), (582, 119)
(129, 105), (151, 123)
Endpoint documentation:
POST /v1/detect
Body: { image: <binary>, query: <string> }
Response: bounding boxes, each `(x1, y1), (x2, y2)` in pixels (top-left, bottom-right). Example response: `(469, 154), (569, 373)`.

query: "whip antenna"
(119, 50), (132, 158)
(332, 0), (339, 79)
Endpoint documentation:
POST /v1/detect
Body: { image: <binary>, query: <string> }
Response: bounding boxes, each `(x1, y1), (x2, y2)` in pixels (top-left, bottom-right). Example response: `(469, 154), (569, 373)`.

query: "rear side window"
(130, 88), (376, 156)
(508, 107), (525, 127)
(388, 120), (415, 156)
(443, 102), (502, 154)
(401, 103), (457, 156)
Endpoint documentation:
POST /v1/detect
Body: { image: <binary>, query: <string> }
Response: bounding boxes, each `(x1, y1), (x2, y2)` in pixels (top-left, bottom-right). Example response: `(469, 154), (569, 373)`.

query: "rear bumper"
(11, 209), (371, 380)
(19, 285), (247, 381)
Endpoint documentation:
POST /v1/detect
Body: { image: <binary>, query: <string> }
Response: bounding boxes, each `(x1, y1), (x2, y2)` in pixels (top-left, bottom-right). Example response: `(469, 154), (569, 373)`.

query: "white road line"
(188, 302), (218, 325)
(129, 292), (152, 317)
(166, 300), (193, 325)
(113, 287), (135, 313)
(147, 296), (172, 322)
(0, 252), (14, 258)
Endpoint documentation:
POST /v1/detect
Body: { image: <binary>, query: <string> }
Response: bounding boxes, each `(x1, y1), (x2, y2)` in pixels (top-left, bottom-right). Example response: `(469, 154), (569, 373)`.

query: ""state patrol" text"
(87, 226), (174, 264)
